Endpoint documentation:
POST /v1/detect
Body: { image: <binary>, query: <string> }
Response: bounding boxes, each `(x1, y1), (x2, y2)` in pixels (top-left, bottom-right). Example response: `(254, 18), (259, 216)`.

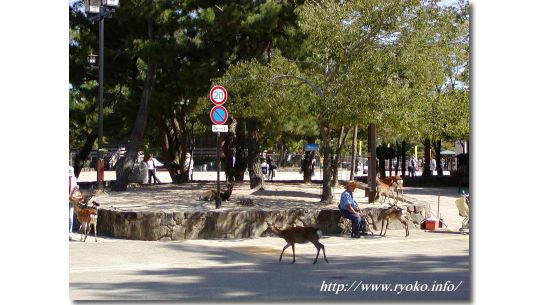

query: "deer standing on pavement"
(70, 186), (99, 242)
(266, 222), (329, 264)
(378, 204), (409, 237)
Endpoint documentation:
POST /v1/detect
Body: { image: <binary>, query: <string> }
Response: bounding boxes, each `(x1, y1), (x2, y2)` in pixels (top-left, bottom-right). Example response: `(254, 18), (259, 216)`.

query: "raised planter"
(97, 203), (429, 241)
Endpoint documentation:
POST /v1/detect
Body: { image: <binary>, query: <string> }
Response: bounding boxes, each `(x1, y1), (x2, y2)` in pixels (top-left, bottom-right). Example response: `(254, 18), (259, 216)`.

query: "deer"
(198, 181), (235, 201)
(266, 221), (328, 264)
(385, 175), (404, 199)
(376, 177), (395, 203)
(378, 204), (409, 237)
(69, 186), (99, 242)
(198, 189), (216, 201)
(220, 181), (235, 201)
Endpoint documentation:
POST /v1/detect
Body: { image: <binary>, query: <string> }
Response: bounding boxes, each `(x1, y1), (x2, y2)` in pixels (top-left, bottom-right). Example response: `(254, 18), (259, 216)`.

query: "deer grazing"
(266, 222), (328, 264)
(378, 204), (409, 237)
(69, 186), (99, 242)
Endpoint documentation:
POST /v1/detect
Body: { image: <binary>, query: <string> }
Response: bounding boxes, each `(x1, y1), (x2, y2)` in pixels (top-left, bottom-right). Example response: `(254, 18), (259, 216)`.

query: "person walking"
(339, 181), (366, 238)
(145, 153), (163, 184)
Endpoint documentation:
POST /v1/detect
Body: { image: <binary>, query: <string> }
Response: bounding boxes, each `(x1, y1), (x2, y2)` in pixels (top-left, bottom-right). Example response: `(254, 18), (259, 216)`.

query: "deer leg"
(380, 219), (385, 236)
(383, 219), (390, 236)
(83, 224), (89, 242)
(93, 222), (98, 242)
(318, 242), (328, 263)
(312, 241), (328, 264)
(79, 223), (85, 241)
(399, 217), (409, 237)
(279, 243), (291, 262)
(291, 243), (296, 264)
(396, 216), (407, 237)
(313, 243), (320, 264)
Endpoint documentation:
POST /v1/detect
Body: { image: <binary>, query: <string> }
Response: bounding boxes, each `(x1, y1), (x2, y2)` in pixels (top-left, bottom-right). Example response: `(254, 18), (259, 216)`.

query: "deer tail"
(315, 228), (323, 239)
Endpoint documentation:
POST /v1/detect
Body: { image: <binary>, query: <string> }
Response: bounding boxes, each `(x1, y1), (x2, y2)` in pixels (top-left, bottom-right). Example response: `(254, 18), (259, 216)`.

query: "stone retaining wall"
(97, 203), (429, 241)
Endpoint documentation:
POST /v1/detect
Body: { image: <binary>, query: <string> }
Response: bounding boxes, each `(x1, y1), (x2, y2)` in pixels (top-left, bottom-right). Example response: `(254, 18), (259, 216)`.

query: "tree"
(221, 0), (442, 202)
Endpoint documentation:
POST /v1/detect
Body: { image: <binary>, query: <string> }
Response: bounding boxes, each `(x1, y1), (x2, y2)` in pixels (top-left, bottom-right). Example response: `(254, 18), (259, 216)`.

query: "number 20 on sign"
(209, 85), (227, 105)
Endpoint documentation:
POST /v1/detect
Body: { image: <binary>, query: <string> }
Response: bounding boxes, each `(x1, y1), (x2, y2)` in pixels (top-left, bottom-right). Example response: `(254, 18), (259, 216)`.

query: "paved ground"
(70, 231), (469, 301)
(70, 170), (469, 301)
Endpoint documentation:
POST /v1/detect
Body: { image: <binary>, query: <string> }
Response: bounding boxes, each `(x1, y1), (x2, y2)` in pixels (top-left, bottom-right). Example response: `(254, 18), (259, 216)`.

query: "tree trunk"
(377, 144), (387, 178)
(233, 118), (248, 182)
(349, 125), (358, 181)
(302, 150), (314, 182)
(331, 125), (349, 187)
(395, 141), (401, 177)
(422, 138), (432, 177)
(112, 15), (157, 191)
(433, 139), (443, 176)
(223, 117), (237, 182)
(246, 118), (264, 189)
(400, 141), (407, 177)
(319, 121), (333, 203)
(73, 131), (97, 178)
(158, 117), (179, 183)
(279, 137), (287, 167)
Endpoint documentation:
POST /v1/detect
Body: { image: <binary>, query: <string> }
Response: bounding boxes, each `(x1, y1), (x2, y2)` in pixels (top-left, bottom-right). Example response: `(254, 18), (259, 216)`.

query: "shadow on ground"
(70, 241), (470, 301)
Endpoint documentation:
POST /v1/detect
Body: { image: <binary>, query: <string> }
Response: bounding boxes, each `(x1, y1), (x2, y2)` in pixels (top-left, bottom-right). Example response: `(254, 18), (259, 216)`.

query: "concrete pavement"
(70, 230), (469, 301)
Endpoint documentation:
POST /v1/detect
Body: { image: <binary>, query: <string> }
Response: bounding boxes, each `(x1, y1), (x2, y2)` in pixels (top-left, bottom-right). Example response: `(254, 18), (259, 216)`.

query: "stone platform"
(88, 182), (430, 241)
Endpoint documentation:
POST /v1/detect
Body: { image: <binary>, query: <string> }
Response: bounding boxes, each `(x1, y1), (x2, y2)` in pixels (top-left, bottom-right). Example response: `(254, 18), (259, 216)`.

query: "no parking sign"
(210, 105), (228, 125)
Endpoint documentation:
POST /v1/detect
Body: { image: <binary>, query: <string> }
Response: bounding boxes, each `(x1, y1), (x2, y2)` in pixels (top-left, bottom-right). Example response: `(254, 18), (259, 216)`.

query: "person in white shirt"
(145, 153), (163, 184)
(185, 152), (193, 181)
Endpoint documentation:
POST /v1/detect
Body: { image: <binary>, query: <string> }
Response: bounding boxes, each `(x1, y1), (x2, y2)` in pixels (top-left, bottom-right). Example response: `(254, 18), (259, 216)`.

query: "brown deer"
(378, 204), (409, 237)
(266, 222), (328, 264)
(376, 177), (395, 203)
(220, 181), (235, 201)
(198, 182), (235, 201)
(70, 186), (99, 242)
(385, 175), (404, 199)
(198, 189), (216, 201)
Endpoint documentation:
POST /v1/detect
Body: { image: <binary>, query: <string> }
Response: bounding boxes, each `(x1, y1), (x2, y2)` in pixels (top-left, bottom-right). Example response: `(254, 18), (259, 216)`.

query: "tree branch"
(270, 74), (324, 98)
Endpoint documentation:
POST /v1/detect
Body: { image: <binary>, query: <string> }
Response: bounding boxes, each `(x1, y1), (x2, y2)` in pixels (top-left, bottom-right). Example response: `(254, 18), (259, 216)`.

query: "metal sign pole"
(215, 131), (222, 209)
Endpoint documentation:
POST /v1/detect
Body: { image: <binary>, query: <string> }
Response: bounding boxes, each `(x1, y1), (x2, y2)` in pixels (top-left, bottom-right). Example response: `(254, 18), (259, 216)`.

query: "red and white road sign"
(209, 85), (228, 105)
(210, 105), (228, 125)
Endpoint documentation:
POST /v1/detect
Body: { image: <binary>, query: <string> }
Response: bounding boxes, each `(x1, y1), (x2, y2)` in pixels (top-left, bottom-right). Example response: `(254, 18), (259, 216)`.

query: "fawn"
(266, 222), (328, 264)
(378, 204), (409, 237)
(70, 186), (99, 242)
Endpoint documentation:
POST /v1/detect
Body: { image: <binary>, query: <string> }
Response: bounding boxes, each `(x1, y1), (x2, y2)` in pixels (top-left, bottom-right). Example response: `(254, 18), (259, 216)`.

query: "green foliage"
(69, 0), (469, 174)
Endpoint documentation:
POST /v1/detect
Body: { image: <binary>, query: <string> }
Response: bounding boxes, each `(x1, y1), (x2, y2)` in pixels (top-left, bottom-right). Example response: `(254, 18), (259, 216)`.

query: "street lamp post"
(85, 0), (119, 190)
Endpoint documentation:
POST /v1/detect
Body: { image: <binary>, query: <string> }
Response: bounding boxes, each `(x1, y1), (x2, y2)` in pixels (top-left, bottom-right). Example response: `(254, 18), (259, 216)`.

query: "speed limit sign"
(209, 85), (228, 105)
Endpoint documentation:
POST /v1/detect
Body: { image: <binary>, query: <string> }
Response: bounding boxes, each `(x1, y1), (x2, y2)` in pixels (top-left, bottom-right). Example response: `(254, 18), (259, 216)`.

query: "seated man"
(339, 181), (366, 238)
